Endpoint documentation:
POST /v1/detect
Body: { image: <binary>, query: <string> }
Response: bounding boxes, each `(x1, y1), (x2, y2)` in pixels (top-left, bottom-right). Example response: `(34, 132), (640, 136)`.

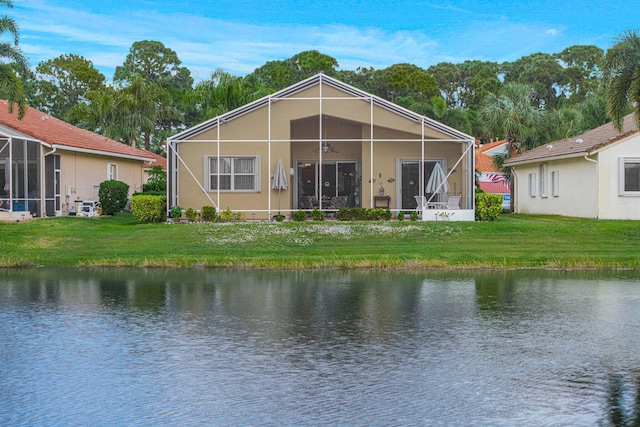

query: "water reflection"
(1, 268), (640, 425)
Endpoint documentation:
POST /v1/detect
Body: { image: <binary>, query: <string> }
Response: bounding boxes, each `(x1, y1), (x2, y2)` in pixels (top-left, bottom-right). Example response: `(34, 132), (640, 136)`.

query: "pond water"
(1, 268), (640, 426)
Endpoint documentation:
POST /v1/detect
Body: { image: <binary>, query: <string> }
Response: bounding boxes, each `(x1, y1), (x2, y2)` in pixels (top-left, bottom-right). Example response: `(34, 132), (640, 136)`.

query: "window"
(528, 173), (537, 197)
(551, 171), (559, 197)
(108, 163), (118, 180)
(539, 164), (548, 197)
(620, 158), (640, 195)
(209, 156), (260, 191)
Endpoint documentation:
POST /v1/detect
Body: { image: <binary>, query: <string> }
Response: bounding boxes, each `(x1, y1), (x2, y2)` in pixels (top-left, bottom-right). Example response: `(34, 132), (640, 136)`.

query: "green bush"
(169, 206), (183, 220)
(397, 211), (405, 221)
(311, 209), (324, 221)
(185, 208), (197, 222)
(142, 165), (166, 193)
(292, 210), (307, 221)
(98, 180), (129, 216)
(274, 214), (285, 222)
(475, 193), (504, 221)
(410, 211), (419, 221)
(219, 208), (235, 222)
(131, 194), (167, 223)
(201, 205), (217, 222)
(235, 211), (246, 222)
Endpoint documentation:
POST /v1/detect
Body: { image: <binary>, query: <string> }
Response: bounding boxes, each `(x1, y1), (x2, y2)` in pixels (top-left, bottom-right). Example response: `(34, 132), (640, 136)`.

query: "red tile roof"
(477, 139), (506, 153)
(143, 150), (167, 170)
(0, 100), (156, 162)
(475, 151), (500, 172)
(478, 181), (510, 194)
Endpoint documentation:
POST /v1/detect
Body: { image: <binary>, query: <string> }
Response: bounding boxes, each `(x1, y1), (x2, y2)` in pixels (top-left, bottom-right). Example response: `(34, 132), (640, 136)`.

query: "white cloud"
(546, 29), (558, 36)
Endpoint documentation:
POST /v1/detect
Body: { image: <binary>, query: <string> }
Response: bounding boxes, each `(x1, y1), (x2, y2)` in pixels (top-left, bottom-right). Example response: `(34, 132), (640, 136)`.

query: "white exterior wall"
(513, 157), (597, 218)
(597, 134), (640, 220)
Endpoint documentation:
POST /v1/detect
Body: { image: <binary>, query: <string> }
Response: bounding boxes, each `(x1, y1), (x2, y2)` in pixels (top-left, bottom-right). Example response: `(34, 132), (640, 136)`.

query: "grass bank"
(2, 213), (639, 269)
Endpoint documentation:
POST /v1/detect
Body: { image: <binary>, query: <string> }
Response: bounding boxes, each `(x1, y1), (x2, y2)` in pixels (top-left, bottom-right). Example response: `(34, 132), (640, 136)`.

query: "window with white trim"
(107, 163), (118, 180)
(528, 173), (536, 197)
(539, 164), (548, 197)
(620, 158), (640, 195)
(208, 156), (260, 191)
(551, 170), (559, 197)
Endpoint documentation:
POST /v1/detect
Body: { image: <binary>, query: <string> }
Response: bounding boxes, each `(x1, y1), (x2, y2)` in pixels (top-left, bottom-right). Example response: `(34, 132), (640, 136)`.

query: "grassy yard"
(2, 213), (639, 269)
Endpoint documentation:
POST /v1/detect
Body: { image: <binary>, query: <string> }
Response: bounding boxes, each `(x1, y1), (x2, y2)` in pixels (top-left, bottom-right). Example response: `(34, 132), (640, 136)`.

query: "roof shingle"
(505, 114), (639, 166)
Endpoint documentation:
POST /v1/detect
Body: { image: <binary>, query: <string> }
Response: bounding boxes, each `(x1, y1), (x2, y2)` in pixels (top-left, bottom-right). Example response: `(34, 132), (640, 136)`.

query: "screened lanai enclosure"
(0, 127), (59, 219)
(168, 74), (475, 220)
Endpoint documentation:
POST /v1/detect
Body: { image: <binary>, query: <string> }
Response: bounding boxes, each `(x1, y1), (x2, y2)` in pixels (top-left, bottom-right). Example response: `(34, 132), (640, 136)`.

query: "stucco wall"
(59, 150), (146, 214)
(597, 134), (640, 219)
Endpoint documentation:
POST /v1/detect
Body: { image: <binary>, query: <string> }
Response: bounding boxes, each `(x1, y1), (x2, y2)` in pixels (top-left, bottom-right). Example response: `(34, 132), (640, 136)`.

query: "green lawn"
(2, 213), (639, 269)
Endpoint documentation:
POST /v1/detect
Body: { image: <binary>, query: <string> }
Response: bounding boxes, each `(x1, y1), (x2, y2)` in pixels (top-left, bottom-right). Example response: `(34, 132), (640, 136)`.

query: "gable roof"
(169, 73), (474, 143)
(0, 100), (156, 163)
(505, 114), (639, 166)
(478, 181), (510, 194)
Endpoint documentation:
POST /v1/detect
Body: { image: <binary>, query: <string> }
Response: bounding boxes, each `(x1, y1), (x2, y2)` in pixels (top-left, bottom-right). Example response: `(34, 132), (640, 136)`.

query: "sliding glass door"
(400, 160), (441, 209)
(297, 161), (359, 208)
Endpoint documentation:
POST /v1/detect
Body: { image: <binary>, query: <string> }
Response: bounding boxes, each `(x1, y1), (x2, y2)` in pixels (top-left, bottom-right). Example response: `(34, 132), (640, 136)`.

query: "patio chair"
(414, 195), (427, 211)
(330, 195), (348, 210)
(301, 195), (313, 210)
(446, 195), (461, 210)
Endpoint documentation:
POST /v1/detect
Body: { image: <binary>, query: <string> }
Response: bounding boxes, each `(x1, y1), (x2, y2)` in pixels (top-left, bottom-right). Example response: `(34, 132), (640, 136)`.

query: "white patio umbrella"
(425, 162), (450, 194)
(272, 159), (288, 214)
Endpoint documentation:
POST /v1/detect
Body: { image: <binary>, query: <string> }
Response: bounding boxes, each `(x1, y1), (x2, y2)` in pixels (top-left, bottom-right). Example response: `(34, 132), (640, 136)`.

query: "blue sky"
(11, 0), (640, 82)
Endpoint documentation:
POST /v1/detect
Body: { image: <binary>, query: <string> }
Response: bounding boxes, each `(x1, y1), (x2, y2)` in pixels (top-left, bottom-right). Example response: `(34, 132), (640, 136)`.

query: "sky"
(10, 0), (640, 82)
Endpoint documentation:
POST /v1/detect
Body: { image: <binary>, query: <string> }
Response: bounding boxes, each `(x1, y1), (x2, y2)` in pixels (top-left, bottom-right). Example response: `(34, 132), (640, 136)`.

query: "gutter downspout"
(584, 153), (598, 218)
(511, 167), (518, 213)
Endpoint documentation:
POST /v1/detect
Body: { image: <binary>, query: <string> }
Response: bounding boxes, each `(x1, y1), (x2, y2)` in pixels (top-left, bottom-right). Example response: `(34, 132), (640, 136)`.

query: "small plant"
(435, 211), (455, 221)
(169, 205), (183, 221)
(142, 165), (166, 193)
(292, 210), (307, 222)
(234, 211), (246, 222)
(184, 208), (197, 222)
(382, 209), (393, 221)
(311, 209), (325, 221)
(201, 205), (217, 222)
(274, 214), (285, 222)
(409, 211), (419, 221)
(219, 207), (235, 222)
(397, 211), (405, 221)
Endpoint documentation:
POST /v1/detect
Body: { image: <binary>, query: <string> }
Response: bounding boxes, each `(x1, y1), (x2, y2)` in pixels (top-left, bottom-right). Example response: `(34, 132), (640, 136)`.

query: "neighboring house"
(0, 100), (161, 220)
(167, 74), (476, 221)
(475, 139), (510, 210)
(504, 113), (640, 219)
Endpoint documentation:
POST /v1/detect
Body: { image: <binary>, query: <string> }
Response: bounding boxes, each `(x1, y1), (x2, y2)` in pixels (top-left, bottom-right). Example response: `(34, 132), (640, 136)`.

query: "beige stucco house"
(167, 74), (475, 220)
(504, 113), (640, 219)
(0, 100), (161, 221)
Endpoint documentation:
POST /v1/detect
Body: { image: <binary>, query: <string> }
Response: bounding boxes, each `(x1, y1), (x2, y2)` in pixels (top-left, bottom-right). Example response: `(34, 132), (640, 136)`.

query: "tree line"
(0, 0), (638, 161)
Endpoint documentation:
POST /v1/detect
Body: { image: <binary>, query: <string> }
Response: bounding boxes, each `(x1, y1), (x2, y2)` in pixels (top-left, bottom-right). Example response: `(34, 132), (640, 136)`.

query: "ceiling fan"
(314, 141), (339, 153)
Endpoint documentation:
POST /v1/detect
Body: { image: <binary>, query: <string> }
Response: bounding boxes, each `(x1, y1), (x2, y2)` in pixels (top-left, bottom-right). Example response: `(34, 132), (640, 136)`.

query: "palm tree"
(480, 83), (542, 158)
(604, 29), (640, 131)
(480, 83), (542, 211)
(0, 0), (28, 118)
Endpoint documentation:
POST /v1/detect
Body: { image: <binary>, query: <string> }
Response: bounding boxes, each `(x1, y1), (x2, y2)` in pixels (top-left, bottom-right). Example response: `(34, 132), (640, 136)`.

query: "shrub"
(475, 193), (503, 221)
(142, 165), (166, 193)
(201, 205), (217, 222)
(219, 207), (235, 222)
(184, 208), (197, 222)
(410, 211), (419, 221)
(235, 211), (246, 222)
(274, 214), (285, 222)
(292, 210), (307, 222)
(169, 206), (183, 221)
(311, 209), (324, 221)
(397, 211), (405, 221)
(382, 209), (393, 221)
(131, 194), (167, 223)
(98, 180), (129, 216)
